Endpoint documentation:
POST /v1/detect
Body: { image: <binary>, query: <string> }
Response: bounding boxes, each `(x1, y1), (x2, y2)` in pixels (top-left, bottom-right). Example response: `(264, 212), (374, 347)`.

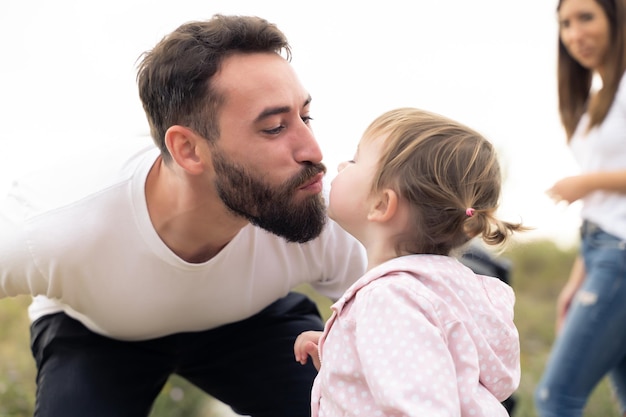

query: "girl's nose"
(337, 161), (349, 172)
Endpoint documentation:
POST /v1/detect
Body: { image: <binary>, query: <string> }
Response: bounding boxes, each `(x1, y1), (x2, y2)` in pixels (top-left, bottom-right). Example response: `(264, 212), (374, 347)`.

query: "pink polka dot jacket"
(312, 254), (520, 416)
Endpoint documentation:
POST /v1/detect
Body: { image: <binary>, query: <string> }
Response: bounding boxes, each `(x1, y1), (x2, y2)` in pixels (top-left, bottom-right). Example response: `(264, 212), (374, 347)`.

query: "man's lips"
(299, 172), (324, 191)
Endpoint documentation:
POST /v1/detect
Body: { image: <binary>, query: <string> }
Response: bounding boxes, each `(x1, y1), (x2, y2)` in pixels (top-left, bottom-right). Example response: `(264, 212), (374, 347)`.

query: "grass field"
(0, 239), (622, 416)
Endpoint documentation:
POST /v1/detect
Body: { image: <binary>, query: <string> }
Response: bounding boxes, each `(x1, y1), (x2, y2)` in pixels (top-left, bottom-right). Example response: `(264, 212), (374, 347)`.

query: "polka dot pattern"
(311, 255), (520, 416)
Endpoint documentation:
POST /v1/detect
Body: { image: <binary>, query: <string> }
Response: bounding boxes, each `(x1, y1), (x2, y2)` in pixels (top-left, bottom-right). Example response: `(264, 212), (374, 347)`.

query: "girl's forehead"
(360, 132), (387, 145)
(357, 134), (389, 159)
(357, 136), (375, 154)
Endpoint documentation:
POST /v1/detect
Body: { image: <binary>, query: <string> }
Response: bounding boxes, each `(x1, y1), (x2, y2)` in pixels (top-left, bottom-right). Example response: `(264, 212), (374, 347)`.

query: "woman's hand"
(547, 175), (590, 204)
(548, 170), (626, 204)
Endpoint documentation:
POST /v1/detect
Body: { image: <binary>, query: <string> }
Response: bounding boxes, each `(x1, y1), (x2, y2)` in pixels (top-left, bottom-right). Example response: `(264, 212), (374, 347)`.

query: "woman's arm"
(548, 169), (626, 204)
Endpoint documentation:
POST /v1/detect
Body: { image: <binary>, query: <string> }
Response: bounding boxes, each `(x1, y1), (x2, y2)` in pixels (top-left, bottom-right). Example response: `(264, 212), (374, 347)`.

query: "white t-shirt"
(570, 72), (626, 240)
(0, 144), (366, 341)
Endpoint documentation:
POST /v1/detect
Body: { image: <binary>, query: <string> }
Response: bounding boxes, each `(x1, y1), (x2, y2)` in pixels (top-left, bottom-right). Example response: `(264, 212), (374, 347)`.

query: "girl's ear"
(368, 189), (399, 223)
(164, 125), (204, 175)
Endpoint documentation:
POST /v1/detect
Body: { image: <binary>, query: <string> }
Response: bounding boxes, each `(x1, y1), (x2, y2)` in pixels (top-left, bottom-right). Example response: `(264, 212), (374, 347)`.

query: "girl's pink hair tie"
(465, 208), (475, 217)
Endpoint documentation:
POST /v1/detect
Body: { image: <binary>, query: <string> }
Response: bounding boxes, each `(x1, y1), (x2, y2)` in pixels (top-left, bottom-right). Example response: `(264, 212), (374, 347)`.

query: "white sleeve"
(0, 211), (48, 298)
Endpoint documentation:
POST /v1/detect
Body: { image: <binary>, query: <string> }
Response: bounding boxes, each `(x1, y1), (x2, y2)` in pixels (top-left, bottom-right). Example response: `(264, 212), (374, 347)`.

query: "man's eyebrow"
(254, 106), (290, 123)
(254, 95), (312, 123)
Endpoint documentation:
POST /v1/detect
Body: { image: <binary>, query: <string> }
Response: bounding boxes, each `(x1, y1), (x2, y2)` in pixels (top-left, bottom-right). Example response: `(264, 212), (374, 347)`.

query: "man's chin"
(253, 204), (327, 243)
(257, 217), (326, 243)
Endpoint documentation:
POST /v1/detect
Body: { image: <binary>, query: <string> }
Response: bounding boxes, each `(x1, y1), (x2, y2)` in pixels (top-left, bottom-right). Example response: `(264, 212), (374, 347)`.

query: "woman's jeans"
(535, 221), (626, 417)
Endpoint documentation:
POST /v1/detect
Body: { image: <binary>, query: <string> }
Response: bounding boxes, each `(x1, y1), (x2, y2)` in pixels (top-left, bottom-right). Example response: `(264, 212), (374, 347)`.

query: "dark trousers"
(30, 292), (323, 417)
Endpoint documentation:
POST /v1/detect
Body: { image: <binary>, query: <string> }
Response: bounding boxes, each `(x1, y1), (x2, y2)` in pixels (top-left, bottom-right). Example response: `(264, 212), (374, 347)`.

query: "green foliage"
(503, 240), (621, 417)
(0, 296), (35, 417)
(0, 240), (622, 416)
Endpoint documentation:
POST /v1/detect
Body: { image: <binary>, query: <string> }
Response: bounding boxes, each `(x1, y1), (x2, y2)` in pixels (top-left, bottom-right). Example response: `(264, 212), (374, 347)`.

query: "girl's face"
(558, 0), (611, 74)
(328, 136), (384, 238)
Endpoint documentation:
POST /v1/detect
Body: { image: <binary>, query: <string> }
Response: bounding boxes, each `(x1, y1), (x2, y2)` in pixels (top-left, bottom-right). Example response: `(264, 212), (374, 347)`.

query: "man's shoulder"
(2, 142), (157, 221)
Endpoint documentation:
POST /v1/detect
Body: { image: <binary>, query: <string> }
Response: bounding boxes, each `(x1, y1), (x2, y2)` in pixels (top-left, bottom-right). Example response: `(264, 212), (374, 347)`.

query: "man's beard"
(211, 149), (327, 243)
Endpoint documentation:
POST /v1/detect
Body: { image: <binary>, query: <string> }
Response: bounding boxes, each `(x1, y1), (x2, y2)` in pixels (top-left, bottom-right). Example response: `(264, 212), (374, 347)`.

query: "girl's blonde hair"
(363, 108), (524, 256)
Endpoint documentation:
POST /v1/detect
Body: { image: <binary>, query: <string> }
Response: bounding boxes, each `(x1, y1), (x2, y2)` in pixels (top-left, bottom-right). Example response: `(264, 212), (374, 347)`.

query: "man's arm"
(0, 212), (47, 299)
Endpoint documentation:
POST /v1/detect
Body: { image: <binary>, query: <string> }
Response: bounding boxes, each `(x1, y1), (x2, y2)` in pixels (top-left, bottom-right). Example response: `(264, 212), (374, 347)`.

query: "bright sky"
(0, 0), (582, 248)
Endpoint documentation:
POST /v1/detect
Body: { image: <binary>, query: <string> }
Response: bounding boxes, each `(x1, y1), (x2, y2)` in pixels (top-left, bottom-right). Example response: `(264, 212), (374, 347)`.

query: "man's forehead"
(216, 52), (292, 86)
(215, 53), (310, 114)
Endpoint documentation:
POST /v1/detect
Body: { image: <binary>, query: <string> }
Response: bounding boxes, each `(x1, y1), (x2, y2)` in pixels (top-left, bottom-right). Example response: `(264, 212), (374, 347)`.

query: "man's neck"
(145, 157), (248, 263)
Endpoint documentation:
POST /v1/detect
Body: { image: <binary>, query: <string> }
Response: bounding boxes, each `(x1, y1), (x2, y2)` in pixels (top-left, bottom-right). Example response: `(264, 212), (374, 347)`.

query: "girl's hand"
(294, 330), (322, 371)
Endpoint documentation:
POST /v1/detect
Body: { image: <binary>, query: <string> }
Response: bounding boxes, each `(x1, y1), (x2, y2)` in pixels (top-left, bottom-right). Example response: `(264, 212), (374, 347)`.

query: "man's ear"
(164, 125), (204, 175)
(367, 189), (399, 223)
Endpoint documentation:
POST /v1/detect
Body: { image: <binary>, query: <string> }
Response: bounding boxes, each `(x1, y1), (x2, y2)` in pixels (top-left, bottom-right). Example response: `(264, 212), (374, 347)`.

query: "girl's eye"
(302, 116), (314, 125)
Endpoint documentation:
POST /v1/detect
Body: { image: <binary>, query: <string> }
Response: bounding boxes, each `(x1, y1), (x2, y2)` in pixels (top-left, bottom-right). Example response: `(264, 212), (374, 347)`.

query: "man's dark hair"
(136, 15), (291, 161)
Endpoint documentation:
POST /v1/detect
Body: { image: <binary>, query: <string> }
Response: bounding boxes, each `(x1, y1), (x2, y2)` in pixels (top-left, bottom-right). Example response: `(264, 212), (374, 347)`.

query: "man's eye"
(263, 126), (285, 135)
(302, 116), (314, 124)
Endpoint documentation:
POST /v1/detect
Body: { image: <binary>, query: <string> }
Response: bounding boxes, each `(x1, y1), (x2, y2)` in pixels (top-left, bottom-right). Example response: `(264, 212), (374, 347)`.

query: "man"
(0, 15), (366, 417)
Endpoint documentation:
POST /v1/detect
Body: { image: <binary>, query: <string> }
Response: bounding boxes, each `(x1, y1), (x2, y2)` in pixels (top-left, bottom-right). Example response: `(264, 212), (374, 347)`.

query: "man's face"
(209, 52), (327, 242)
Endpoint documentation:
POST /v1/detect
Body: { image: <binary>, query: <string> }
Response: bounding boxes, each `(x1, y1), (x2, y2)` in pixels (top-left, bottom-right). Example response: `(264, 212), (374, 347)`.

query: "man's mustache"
(287, 163), (327, 190)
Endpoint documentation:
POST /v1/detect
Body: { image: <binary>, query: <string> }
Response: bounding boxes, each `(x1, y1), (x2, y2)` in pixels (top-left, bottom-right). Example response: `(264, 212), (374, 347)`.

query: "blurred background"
(2, 0), (617, 416)
(0, 0), (582, 246)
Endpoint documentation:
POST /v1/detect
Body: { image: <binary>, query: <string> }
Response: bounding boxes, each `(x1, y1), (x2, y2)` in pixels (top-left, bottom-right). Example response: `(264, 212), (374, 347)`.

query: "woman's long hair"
(557, 0), (626, 140)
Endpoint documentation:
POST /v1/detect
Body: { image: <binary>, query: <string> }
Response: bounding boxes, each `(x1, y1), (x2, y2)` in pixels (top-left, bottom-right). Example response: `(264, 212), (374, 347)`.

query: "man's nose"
(294, 123), (323, 165)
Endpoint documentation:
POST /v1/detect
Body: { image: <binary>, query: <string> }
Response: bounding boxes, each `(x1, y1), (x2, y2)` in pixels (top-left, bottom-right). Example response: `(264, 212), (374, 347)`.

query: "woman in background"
(535, 0), (626, 416)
